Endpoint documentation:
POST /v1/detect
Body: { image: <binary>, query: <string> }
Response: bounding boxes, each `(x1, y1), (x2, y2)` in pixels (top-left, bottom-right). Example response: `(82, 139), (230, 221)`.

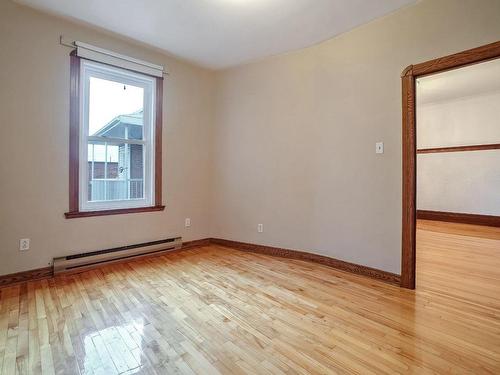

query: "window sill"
(64, 205), (165, 219)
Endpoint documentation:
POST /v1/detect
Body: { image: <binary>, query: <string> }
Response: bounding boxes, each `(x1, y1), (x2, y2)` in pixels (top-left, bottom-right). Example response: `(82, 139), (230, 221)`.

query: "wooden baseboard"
(181, 238), (211, 249)
(0, 237), (400, 287)
(0, 267), (53, 287)
(210, 238), (401, 286)
(417, 210), (500, 227)
(0, 239), (211, 287)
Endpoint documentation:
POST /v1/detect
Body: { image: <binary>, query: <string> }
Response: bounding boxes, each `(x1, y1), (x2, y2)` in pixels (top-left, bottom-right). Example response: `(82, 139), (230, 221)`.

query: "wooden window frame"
(65, 51), (165, 219)
(400, 40), (500, 289)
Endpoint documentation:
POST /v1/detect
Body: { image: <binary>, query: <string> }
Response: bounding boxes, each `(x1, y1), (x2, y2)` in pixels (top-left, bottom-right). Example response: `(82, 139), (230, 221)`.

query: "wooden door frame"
(400, 40), (500, 289)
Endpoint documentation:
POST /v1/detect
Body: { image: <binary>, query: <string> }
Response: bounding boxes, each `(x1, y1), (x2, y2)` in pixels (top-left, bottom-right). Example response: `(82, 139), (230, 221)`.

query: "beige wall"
(0, 1), (216, 275)
(212, 0), (500, 274)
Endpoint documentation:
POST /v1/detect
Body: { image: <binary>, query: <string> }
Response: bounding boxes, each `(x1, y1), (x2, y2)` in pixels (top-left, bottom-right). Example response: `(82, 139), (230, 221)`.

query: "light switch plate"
(376, 142), (384, 154)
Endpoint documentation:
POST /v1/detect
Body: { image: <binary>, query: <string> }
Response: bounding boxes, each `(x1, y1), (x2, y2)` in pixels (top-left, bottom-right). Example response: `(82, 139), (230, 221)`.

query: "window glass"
(88, 77), (144, 140)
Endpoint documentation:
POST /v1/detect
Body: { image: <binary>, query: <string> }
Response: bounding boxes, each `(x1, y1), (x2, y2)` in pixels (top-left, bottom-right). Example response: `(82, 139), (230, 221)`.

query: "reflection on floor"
(0, 231), (498, 374)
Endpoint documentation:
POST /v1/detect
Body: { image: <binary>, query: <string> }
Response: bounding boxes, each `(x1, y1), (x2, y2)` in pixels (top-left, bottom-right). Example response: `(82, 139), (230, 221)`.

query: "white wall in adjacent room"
(417, 66), (500, 216)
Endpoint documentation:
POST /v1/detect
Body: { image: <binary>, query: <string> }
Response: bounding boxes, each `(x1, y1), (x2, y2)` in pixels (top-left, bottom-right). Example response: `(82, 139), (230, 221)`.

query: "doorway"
(400, 41), (500, 289)
(415, 60), (500, 304)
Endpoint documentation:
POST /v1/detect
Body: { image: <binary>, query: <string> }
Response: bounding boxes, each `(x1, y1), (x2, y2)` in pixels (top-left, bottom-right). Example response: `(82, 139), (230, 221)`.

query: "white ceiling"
(417, 58), (500, 104)
(14, 0), (416, 69)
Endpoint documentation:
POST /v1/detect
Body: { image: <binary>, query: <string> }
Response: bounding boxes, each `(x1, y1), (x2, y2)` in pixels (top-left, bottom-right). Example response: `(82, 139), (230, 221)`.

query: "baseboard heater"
(53, 237), (182, 274)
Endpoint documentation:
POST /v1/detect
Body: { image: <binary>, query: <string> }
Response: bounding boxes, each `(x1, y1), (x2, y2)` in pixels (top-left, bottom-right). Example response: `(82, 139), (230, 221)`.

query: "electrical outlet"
(257, 224), (263, 233)
(185, 218), (191, 228)
(20, 238), (30, 251)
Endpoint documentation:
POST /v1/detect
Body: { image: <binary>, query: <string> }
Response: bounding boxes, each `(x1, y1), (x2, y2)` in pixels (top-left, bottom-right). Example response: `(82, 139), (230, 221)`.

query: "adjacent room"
(0, 0), (499, 373)
(416, 59), (500, 309)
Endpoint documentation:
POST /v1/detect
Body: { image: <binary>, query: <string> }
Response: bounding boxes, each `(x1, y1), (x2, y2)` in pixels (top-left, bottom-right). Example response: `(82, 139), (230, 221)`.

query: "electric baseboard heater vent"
(53, 237), (182, 274)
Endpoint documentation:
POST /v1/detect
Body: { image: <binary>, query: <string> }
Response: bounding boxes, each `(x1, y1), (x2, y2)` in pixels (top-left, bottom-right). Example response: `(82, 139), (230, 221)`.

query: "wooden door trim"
(400, 40), (500, 289)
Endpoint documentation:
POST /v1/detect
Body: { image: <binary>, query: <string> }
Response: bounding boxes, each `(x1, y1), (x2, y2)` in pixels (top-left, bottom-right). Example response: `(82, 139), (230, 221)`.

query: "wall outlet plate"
(257, 224), (263, 233)
(185, 218), (191, 227)
(20, 238), (30, 251)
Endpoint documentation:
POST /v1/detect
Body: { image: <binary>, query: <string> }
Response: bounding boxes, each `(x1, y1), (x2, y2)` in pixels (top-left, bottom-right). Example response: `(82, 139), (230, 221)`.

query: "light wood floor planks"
(417, 219), (500, 311)
(0, 221), (499, 374)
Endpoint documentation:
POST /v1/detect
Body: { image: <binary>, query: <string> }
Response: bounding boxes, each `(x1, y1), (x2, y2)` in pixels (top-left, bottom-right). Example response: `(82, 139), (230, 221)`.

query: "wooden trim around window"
(417, 210), (500, 227)
(155, 76), (163, 207)
(69, 52), (80, 213)
(65, 205), (165, 219)
(65, 52), (164, 218)
(401, 40), (500, 289)
(417, 143), (500, 154)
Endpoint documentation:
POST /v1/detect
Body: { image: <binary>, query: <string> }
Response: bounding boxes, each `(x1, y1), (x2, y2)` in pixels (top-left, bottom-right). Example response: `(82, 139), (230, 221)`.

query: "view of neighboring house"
(88, 110), (144, 201)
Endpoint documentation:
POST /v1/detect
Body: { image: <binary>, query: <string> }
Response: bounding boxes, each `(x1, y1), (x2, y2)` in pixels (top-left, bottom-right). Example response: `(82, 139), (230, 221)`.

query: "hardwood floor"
(0, 223), (499, 374)
(417, 219), (500, 310)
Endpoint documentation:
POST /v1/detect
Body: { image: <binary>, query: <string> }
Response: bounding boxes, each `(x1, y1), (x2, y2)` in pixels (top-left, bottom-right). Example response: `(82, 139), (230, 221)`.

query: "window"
(66, 52), (164, 218)
(81, 60), (154, 210)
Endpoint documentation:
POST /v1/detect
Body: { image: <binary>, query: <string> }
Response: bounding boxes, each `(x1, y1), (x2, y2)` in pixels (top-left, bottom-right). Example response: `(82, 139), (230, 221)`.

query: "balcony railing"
(89, 179), (143, 201)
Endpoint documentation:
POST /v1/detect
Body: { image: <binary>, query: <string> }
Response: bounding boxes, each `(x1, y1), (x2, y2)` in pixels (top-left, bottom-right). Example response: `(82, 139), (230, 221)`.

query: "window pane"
(87, 142), (144, 202)
(88, 77), (144, 140)
(129, 144), (144, 199)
